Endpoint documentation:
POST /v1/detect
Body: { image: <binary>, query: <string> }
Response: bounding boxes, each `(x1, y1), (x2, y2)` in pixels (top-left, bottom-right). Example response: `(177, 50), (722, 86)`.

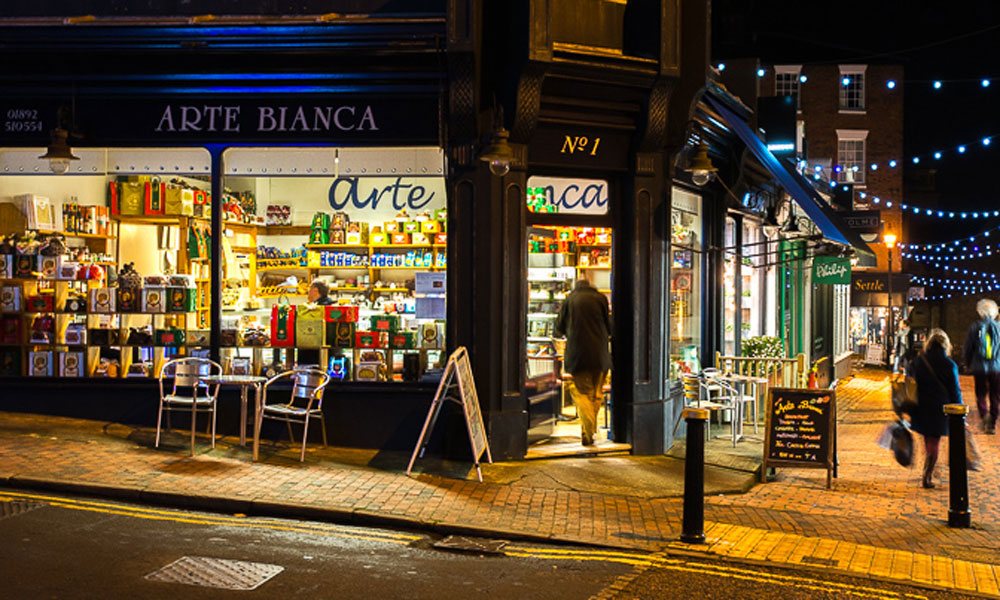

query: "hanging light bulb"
(38, 128), (79, 174)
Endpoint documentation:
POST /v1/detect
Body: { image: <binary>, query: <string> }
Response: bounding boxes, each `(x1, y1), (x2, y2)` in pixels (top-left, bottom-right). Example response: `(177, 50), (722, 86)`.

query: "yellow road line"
(0, 490), (418, 545)
(508, 547), (927, 600)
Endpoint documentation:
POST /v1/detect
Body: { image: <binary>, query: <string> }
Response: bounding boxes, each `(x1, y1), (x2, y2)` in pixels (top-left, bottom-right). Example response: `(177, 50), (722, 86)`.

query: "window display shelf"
(264, 225), (312, 236)
(305, 244), (369, 250)
(33, 229), (116, 241)
(576, 265), (611, 270)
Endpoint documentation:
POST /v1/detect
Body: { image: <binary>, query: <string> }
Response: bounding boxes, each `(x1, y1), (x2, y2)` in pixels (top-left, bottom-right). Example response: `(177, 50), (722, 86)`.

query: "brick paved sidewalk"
(0, 369), (998, 596)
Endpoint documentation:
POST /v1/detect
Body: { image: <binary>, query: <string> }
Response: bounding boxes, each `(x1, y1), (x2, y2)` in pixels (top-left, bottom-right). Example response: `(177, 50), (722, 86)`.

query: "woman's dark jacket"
(907, 345), (963, 437)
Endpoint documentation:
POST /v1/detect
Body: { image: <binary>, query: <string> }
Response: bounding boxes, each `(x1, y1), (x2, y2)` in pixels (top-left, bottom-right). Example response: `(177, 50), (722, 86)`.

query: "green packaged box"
(167, 287), (196, 312)
(389, 331), (417, 349)
(370, 314), (400, 333)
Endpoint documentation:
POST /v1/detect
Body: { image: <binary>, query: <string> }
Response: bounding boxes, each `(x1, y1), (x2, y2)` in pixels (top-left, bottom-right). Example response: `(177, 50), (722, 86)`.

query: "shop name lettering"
(855, 280), (886, 292)
(328, 177), (435, 211)
(541, 184), (609, 210)
(816, 262), (848, 279)
(154, 104), (378, 133)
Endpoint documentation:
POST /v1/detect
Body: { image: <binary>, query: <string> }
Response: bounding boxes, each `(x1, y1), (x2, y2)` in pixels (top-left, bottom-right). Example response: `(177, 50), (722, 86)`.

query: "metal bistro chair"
(156, 357), (223, 456)
(258, 369), (331, 462)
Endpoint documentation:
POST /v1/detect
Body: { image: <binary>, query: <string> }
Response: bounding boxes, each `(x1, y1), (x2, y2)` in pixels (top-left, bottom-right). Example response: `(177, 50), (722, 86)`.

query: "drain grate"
(800, 556), (839, 567)
(145, 556), (283, 591)
(433, 535), (509, 555)
(0, 500), (44, 521)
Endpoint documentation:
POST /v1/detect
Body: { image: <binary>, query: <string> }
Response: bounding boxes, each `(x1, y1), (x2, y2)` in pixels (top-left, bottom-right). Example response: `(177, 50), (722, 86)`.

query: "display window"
(740, 220), (764, 341)
(220, 147), (446, 383)
(0, 147), (211, 378)
(669, 187), (702, 379)
(0, 146), (447, 383)
(723, 216), (737, 355)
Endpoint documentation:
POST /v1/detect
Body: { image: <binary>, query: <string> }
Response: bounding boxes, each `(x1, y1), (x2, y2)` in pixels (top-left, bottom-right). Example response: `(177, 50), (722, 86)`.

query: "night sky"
(713, 0), (1000, 251)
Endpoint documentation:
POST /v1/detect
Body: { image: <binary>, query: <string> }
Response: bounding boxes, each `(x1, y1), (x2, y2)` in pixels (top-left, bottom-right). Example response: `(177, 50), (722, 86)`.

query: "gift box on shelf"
(1, 285), (22, 312)
(326, 322), (355, 348)
(164, 186), (194, 216)
(56, 260), (79, 280)
(355, 330), (387, 348)
(15, 255), (35, 278)
(0, 254), (12, 278)
(324, 305), (359, 323)
(186, 330), (210, 346)
(141, 287), (166, 313)
(309, 228), (330, 245)
(433, 209), (447, 221)
(37, 255), (59, 278)
(371, 231), (389, 245)
(125, 326), (154, 346)
(370, 314), (400, 333)
(144, 177), (165, 215)
(295, 305), (325, 348)
(384, 221), (400, 233)
(62, 293), (87, 313)
(420, 220), (441, 234)
(389, 331), (417, 349)
(328, 355), (351, 381)
(117, 287), (141, 313)
(434, 233), (447, 246)
(119, 181), (145, 216)
(403, 221), (419, 234)
(26, 293), (55, 312)
(391, 233), (411, 245)
(330, 229), (346, 245)
(270, 304), (296, 347)
(88, 328), (121, 347)
(411, 232), (430, 245)
(0, 316), (21, 345)
(29, 314), (55, 343)
(332, 212), (350, 229)
(241, 327), (270, 347)
(167, 287), (196, 312)
(420, 322), (444, 349)
(64, 323), (86, 345)
(29, 350), (54, 377)
(0, 348), (20, 376)
(355, 361), (383, 382)
(59, 351), (85, 377)
(154, 328), (186, 347)
(89, 288), (116, 313)
(220, 329), (240, 347)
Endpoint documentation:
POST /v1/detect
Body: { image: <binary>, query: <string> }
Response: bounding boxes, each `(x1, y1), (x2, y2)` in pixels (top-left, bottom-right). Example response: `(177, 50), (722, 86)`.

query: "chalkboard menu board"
(763, 387), (837, 489)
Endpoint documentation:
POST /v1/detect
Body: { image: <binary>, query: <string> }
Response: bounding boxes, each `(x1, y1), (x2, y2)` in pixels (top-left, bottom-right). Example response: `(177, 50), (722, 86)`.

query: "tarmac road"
(0, 489), (974, 600)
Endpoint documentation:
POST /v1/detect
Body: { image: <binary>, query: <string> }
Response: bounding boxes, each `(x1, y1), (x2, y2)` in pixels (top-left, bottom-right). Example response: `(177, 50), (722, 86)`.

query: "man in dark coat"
(962, 298), (1000, 434)
(555, 279), (611, 446)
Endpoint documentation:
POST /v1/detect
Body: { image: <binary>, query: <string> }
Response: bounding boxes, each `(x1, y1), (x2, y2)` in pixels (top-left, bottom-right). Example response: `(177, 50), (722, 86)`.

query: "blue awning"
(704, 94), (875, 262)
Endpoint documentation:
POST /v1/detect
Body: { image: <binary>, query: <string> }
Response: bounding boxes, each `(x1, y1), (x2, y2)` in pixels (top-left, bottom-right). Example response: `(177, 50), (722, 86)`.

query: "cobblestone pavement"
(0, 369), (998, 596)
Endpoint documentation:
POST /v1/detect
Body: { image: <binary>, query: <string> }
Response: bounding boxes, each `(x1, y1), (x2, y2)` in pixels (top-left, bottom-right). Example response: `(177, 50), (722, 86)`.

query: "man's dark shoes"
(987, 416), (996, 435)
(582, 435), (594, 446)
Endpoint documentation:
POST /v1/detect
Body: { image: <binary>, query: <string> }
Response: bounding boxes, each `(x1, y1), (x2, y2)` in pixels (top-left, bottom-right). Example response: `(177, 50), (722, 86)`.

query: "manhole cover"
(0, 500), (44, 521)
(145, 556), (283, 590)
(433, 535), (508, 555)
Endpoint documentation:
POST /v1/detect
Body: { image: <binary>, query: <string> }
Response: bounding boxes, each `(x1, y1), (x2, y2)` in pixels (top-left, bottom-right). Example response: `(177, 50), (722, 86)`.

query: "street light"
(883, 231), (898, 369)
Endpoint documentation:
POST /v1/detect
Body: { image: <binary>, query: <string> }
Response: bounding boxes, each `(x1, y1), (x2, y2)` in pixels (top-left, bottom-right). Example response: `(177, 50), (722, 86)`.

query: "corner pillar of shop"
(622, 151), (671, 455)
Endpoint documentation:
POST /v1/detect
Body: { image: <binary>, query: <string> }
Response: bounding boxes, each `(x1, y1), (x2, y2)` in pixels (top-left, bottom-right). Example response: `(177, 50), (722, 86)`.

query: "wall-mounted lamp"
(38, 128), (79, 174)
(685, 142), (717, 186)
(479, 124), (514, 177)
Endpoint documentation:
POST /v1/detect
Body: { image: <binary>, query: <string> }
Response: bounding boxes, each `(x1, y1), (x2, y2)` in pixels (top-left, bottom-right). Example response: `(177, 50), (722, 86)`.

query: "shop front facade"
(0, 2), (693, 459)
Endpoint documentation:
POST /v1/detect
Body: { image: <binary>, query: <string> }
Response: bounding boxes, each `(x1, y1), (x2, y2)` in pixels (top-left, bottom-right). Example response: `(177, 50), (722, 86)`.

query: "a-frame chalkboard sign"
(407, 347), (492, 482)
(762, 387), (838, 489)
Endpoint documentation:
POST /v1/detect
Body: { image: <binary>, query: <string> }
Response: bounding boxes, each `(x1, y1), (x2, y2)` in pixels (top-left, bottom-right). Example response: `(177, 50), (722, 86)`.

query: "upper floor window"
(837, 129), (868, 184)
(839, 65), (866, 111)
(775, 66), (802, 109)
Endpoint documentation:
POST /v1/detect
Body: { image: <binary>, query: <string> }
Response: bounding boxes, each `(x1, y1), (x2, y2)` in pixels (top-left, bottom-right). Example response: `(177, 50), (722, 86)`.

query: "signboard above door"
(526, 176), (610, 215)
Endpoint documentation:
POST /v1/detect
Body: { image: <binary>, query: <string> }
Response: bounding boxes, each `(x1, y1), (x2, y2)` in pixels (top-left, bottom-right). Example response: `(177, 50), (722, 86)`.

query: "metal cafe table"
(197, 374), (268, 448)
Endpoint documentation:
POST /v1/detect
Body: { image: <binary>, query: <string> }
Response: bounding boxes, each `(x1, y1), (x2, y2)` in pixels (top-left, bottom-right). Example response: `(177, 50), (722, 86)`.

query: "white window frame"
(837, 129), (868, 185)
(775, 65), (802, 110)
(838, 65), (867, 112)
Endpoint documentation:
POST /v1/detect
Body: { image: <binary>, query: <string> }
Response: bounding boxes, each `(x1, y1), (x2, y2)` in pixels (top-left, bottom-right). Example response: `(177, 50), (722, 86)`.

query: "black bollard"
(944, 403), (971, 528)
(681, 407), (710, 544)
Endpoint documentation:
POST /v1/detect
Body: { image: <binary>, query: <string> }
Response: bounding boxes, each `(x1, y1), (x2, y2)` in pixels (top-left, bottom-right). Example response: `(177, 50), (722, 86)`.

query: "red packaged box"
(27, 294), (54, 312)
(270, 304), (296, 347)
(0, 316), (21, 345)
(434, 233), (447, 246)
(391, 232), (410, 245)
(324, 305), (359, 323)
(355, 330), (387, 348)
(145, 177), (165, 215)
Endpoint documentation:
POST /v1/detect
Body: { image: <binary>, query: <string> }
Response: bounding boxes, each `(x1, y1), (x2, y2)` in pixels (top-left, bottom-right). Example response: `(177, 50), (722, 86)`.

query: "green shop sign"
(813, 256), (851, 285)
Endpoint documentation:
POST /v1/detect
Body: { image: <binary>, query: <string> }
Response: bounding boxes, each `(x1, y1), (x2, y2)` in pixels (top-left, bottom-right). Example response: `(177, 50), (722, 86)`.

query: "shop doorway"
(524, 224), (628, 458)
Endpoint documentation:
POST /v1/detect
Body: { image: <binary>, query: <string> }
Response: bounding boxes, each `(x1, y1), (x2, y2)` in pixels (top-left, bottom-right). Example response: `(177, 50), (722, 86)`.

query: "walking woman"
(908, 328), (964, 488)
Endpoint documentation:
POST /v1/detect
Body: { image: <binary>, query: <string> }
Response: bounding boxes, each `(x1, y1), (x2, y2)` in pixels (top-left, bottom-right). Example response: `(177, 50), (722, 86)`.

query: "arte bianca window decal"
(329, 177), (440, 212)
(525, 176), (609, 215)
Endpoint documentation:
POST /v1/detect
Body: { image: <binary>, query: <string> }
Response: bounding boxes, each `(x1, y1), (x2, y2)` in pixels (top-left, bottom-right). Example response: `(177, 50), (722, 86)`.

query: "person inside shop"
(893, 318), (917, 373)
(555, 279), (612, 447)
(907, 328), (964, 488)
(307, 280), (335, 306)
(963, 298), (1000, 434)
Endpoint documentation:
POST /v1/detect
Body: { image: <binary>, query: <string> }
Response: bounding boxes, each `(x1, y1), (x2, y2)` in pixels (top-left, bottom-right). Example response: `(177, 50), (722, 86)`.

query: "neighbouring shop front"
(850, 271), (913, 366)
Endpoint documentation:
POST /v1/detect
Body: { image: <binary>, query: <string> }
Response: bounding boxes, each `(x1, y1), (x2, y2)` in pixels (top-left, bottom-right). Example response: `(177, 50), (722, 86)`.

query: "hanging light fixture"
(479, 124), (514, 177)
(685, 142), (717, 186)
(38, 128), (79, 174)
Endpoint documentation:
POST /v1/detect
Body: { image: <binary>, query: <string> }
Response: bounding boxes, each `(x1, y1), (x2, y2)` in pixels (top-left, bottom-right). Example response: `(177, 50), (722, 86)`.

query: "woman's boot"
(922, 452), (937, 489)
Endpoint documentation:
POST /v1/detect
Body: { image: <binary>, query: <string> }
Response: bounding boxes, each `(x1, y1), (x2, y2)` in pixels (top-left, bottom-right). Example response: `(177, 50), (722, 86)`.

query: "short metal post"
(681, 407), (709, 544)
(944, 403), (971, 528)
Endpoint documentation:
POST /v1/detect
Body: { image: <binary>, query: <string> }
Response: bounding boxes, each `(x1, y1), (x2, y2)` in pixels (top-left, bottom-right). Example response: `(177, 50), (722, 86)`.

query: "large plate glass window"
(0, 147), (212, 378)
(669, 187), (702, 379)
(219, 147), (447, 383)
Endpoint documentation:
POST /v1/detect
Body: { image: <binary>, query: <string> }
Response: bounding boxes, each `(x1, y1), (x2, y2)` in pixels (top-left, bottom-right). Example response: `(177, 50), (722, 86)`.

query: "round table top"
(710, 373), (768, 383)
(200, 375), (268, 385)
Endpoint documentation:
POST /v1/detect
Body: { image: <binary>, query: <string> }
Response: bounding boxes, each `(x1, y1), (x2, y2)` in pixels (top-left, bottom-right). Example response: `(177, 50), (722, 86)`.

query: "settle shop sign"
(0, 97), (438, 144)
(812, 256), (851, 285)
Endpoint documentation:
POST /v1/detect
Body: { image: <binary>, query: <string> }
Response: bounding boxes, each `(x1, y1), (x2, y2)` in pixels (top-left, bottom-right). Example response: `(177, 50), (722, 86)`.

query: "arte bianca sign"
(155, 104), (379, 133)
(328, 176), (445, 215)
(812, 256), (851, 285)
(526, 176), (609, 215)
